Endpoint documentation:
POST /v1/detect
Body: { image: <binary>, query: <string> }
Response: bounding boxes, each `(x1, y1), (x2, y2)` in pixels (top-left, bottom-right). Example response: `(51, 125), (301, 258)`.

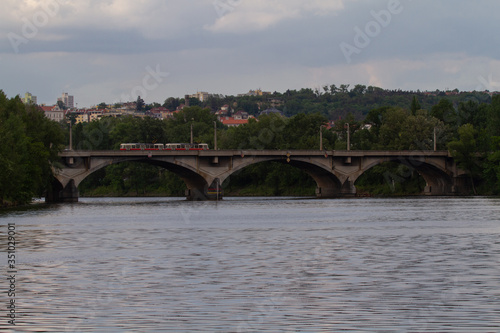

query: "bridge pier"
(46, 179), (79, 203)
(315, 181), (357, 198)
(186, 179), (223, 201)
(341, 180), (357, 197)
(316, 187), (340, 198)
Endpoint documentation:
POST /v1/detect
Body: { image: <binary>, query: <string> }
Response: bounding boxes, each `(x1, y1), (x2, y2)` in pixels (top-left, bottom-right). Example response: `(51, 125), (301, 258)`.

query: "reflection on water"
(1, 197), (500, 332)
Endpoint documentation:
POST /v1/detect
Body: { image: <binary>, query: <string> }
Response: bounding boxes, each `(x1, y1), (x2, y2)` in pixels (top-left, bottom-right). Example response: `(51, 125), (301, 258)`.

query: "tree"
(431, 98), (456, 124)
(377, 108), (408, 149)
(487, 95), (500, 137)
(410, 96), (421, 116)
(97, 102), (107, 109)
(350, 84), (366, 97)
(448, 124), (480, 194)
(0, 91), (65, 205)
(398, 111), (444, 150)
(57, 100), (66, 110)
(455, 99), (489, 130)
(165, 107), (218, 146)
(484, 137), (500, 194)
(188, 97), (201, 107)
(136, 96), (145, 113)
(163, 97), (180, 110)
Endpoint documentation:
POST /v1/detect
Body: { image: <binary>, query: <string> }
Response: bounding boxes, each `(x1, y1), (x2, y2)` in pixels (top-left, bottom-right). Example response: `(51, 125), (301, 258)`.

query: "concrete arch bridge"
(48, 150), (469, 202)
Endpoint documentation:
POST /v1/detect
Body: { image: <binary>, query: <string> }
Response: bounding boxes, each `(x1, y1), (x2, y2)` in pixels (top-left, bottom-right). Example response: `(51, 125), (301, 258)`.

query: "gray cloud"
(1, 0), (500, 106)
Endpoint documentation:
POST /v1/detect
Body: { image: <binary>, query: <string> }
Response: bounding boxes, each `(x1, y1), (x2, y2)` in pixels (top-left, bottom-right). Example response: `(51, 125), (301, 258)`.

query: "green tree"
(165, 107), (218, 146)
(284, 113), (332, 149)
(457, 100), (488, 129)
(448, 124), (480, 194)
(431, 98), (456, 124)
(163, 97), (180, 110)
(0, 91), (65, 206)
(484, 137), (500, 194)
(410, 96), (421, 116)
(136, 96), (145, 113)
(398, 111), (445, 150)
(377, 108), (408, 149)
(57, 100), (66, 110)
(487, 95), (500, 137)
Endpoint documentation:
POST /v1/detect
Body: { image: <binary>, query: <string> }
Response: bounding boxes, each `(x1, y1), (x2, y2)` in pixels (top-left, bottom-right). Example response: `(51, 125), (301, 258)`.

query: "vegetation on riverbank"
(0, 91), (65, 207)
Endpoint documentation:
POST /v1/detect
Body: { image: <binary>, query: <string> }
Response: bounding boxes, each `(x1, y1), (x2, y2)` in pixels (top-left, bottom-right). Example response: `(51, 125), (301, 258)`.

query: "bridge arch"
(351, 156), (455, 195)
(217, 156), (347, 198)
(49, 155), (210, 202)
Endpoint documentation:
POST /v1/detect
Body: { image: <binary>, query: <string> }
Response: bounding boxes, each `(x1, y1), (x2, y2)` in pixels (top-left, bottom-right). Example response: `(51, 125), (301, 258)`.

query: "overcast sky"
(1, 0), (500, 107)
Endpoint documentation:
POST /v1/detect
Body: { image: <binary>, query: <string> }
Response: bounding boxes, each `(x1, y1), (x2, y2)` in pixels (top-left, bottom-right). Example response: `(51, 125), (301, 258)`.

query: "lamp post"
(346, 123), (350, 151)
(319, 125), (325, 151)
(213, 121), (218, 150)
(434, 127), (437, 152)
(69, 118), (73, 151)
(190, 118), (194, 145)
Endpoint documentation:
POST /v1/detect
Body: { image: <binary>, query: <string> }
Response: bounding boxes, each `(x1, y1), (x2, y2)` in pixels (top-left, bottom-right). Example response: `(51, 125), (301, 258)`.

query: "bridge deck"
(59, 150), (452, 158)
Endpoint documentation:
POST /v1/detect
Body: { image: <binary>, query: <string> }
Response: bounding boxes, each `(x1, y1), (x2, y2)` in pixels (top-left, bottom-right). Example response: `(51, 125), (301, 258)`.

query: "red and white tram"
(120, 143), (209, 151)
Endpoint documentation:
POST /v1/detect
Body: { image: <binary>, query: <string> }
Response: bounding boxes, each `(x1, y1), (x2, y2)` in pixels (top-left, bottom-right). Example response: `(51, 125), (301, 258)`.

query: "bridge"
(47, 149), (469, 202)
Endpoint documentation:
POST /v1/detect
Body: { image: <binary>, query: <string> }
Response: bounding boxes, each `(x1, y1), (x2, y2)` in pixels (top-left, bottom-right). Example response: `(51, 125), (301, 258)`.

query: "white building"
(189, 91), (210, 102)
(58, 93), (74, 108)
(42, 105), (65, 122)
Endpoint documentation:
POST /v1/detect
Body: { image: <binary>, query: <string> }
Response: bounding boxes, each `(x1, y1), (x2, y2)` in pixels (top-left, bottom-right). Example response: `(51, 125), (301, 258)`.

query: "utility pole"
(214, 121), (218, 150)
(346, 123), (350, 151)
(434, 127), (437, 151)
(319, 125), (324, 151)
(190, 118), (194, 145)
(69, 118), (73, 150)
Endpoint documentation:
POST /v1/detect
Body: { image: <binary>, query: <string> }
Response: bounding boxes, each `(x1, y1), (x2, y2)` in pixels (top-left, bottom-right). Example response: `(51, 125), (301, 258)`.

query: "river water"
(1, 196), (500, 332)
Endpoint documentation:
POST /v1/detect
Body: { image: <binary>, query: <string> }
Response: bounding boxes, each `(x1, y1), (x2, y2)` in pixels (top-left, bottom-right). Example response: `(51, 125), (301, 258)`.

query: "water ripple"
(1, 197), (499, 332)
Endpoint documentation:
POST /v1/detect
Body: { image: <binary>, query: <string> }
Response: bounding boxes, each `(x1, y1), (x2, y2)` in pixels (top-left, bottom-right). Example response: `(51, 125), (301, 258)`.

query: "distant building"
(119, 102), (136, 114)
(269, 98), (283, 107)
(58, 93), (74, 108)
(234, 111), (249, 120)
(89, 110), (104, 122)
(238, 89), (271, 97)
(22, 92), (37, 105)
(75, 113), (89, 124)
(41, 105), (65, 122)
(215, 110), (228, 118)
(259, 107), (284, 117)
(221, 117), (249, 127)
(189, 91), (211, 102)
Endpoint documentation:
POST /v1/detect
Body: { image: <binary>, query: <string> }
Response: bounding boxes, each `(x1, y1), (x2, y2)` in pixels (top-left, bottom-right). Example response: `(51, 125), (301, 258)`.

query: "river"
(1, 196), (500, 332)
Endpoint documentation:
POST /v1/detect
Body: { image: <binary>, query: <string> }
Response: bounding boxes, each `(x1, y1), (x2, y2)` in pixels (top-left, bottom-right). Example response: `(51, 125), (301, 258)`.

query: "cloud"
(306, 53), (500, 93)
(206, 0), (344, 33)
(1, 0), (214, 42)
(2, 0), (500, 108)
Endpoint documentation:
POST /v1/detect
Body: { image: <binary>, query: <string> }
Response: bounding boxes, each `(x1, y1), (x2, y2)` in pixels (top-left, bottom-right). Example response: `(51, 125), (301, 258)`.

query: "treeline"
(161, 85), (492, 120)
(0, 91), (65, 206)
